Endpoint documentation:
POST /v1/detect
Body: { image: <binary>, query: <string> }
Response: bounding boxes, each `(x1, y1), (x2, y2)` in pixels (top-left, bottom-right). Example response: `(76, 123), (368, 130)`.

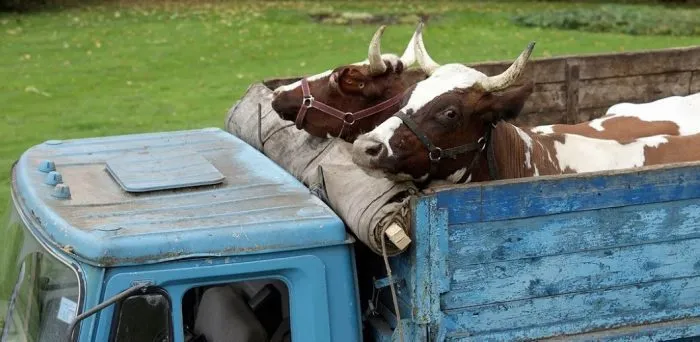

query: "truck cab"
(1, 128), (362, 342)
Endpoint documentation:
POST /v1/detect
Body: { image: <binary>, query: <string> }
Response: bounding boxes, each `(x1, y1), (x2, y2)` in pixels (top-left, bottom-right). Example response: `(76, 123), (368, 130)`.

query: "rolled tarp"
(224, 82), (417, 256)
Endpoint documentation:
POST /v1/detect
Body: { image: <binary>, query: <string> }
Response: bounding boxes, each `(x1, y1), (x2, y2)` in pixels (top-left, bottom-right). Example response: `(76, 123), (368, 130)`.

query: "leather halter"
(295, 78), (405, 137)
(394, 111), (498, 182)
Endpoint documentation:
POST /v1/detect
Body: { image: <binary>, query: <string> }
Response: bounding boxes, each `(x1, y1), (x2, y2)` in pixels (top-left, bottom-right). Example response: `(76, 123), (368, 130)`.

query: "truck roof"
(12, 128), (348, 267)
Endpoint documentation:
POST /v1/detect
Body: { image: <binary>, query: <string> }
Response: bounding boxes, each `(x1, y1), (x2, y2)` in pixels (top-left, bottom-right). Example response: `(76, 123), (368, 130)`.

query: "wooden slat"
(434, 161), (700, 225)
(578, 106), (612, 122)
(565, 62), (580, 124)
(443, 238), (700, 308)
(573, 46), (700, 80)
(446, 197), (700, 266)
(521, 82), (567, 114)
(444, 276), (700, 340)
(691, 71), (700, 94)
(468, 46), (700, 82)
(539, 317), (700, 342)
(578, 71), (692, 109)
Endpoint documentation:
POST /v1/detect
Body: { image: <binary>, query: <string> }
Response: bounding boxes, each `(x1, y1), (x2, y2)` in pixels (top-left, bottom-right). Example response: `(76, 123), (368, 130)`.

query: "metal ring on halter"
(429, 147), (443, 162)
(343, 113), (356, 125)
(302, 96), (314, 108)
(478, 137), (487, 151)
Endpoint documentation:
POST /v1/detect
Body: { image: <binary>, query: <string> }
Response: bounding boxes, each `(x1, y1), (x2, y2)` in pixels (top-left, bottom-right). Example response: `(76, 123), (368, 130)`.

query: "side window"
(110, 289), (171, 342)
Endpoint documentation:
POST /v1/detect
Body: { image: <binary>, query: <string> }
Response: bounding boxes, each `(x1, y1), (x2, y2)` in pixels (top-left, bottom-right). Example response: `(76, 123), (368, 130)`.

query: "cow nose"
(352, 137), (387, 167)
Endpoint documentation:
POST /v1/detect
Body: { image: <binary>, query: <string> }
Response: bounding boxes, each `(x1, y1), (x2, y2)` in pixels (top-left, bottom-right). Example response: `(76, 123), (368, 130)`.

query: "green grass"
(1, 1), (698, 236)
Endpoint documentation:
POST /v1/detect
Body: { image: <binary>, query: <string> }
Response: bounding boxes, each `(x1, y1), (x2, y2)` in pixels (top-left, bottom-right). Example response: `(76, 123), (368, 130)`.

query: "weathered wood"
(444, 237), (700, 308)
(573, 46), (700, 80)
(565, 62), (580, 124)
(444, 276), (700, 340)
(578, 71), (692, 109)
(691, 71), (700, 94)
(468, 46), (700, 82)
(447, 197), (700, 266)
(539, 317), (700, 342)
(521, 83), (567, 114)
(436, 161), (700, 225)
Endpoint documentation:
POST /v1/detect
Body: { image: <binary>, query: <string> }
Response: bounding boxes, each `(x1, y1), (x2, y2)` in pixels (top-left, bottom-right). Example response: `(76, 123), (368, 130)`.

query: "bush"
(512, 5), (700, 36)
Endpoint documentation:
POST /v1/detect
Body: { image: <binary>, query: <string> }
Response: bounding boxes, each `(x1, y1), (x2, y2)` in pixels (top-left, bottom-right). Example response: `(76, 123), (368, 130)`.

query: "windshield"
(1, 201), (82, 342)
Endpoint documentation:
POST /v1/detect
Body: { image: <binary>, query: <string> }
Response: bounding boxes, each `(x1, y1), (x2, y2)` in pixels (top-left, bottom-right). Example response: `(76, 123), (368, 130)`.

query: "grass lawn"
(0, 0), (699, 310)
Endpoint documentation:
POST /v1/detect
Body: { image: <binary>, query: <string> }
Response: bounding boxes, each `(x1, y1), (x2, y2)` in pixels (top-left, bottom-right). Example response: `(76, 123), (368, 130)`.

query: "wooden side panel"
(691, 71), (700, 94)
(436, 162), (700, 225)
(445, 238), (700, 308)
(443, 276), (700, 340)
(573, 46), (700, 80)
(466, 46), (700, 126)
(578, 72), (692, 110)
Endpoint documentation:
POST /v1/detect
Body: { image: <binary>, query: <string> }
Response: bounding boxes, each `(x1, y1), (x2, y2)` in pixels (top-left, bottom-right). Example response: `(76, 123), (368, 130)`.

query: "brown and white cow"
(533, 93), (700, 141)
(351, 27), (700, 184)
(271, 25), (428, 142)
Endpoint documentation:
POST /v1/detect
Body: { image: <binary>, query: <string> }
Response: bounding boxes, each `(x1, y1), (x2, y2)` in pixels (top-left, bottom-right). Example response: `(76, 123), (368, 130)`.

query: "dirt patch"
(309, 11), (437, 26)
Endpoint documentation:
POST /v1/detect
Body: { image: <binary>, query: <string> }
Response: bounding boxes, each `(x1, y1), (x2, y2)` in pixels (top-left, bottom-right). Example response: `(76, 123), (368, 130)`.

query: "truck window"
(182, 280), (291, 342)
(1, 205), (82, 342)
(110, 289), (172, 342)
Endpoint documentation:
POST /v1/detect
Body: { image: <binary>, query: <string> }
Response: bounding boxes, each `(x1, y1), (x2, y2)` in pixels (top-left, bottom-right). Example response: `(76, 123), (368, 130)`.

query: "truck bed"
(368, 45), (700, 341)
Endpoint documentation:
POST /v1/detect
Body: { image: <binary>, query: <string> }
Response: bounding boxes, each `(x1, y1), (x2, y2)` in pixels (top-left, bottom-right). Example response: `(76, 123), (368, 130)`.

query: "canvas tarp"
(224, 82), (417, 256)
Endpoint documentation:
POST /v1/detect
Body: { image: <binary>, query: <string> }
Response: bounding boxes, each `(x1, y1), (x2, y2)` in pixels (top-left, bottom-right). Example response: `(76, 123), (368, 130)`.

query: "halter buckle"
(343, 113), (356, 125)
(302, 95), (314, 108)
(429, 147), (443, 162)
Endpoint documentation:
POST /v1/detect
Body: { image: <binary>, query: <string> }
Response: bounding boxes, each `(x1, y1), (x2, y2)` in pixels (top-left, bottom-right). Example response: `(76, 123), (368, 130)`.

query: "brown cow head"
(270, 25), (428, 142)
(352, 26), (536, 183)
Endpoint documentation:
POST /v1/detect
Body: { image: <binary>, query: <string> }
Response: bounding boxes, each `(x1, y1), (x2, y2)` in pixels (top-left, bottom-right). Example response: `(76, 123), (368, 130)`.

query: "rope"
(381, 231), (404, 342)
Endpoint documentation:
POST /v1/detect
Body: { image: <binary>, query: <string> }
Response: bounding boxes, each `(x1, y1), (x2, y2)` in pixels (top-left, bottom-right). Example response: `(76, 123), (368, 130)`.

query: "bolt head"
(38, 160), (56, 173)
(44, 171), (63, 185)
(52, 184), (71, 199)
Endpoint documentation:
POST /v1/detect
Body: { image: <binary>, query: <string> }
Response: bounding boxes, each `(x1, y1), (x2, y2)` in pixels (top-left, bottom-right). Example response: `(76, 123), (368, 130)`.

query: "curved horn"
(368, 25), (388, 75)
(414, 21), (441, 75)
(398, 22), (421, 68)
(477, 42), (536, 92)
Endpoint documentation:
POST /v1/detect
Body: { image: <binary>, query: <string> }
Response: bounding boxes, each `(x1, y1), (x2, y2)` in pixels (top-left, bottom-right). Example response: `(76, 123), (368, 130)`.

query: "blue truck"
(2, 46), (700, 342)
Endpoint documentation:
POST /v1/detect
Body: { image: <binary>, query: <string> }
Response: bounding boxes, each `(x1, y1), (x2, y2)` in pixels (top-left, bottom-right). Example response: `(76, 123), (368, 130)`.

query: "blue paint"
(386, 164), (700, 341)
(438, 164), (700, 224)
(10, 128), (361, 342)
(12, 128), (349, 266)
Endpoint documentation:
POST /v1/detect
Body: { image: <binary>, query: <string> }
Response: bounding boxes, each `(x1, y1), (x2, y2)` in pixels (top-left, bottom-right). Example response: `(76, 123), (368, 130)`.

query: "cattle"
(351, 24), (700, 184)
(270, 25), (428, 142)
(532, 93), (700, 141)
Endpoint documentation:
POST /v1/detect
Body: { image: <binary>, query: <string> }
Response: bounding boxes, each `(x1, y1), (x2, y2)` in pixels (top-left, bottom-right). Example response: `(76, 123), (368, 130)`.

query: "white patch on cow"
(514, 126), (533, 169)
(274, 70), (332, 93)
(590, 93), (700, 135)
(533, 164), (540, 177)
(401, 64), (488, 114)
(446, 168), (467, 183)
(553, 134), (668, 173)
(362, 116), (403, 157)
(531, 124), (554, 135)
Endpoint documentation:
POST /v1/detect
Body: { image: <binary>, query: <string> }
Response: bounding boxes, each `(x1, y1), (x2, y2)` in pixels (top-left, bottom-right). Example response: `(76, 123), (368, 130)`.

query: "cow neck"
(295, 78), (404, 138)
(488, 123), (567, 180)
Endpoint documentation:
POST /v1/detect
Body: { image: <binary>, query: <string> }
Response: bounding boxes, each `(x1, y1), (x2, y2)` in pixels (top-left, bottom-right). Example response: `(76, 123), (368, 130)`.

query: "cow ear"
(477, 82), (534, 123)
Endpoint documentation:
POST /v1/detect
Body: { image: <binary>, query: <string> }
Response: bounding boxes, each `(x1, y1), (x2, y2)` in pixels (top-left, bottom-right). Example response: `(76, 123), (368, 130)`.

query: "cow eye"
(444, 109), (456, 119)
(358, 82), (365, 89)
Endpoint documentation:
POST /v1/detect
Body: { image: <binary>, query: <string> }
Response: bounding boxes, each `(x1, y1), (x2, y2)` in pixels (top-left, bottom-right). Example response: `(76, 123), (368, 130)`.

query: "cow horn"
(477, 42), (536, 92)
(398, 22), (421, 68)
(368, 25), (388, 75)
(414, 21), (441, 75)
